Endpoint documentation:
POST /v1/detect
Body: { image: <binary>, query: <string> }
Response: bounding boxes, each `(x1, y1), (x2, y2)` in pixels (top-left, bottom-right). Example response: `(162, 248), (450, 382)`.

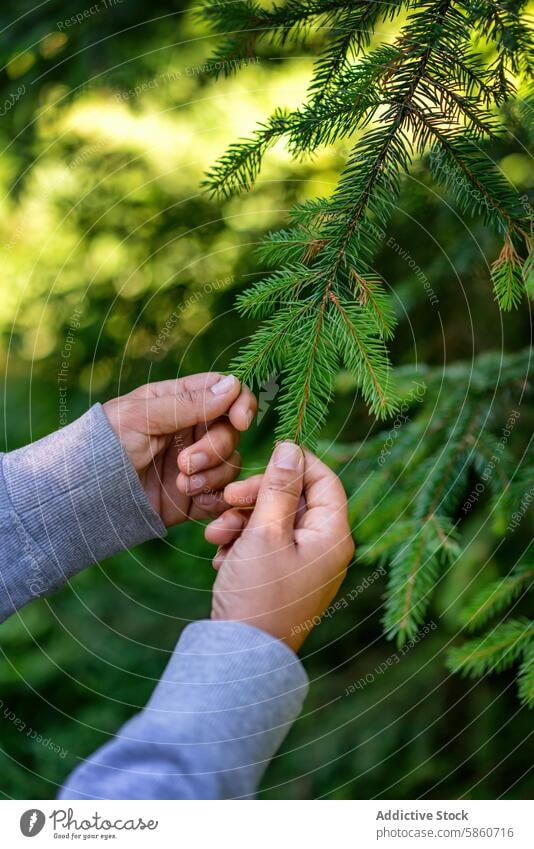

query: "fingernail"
(186, 474), (206, 494)
(274, 441), (301, 470)
(188, 452), (209, 474)
(211, 374), (238, 395)
(246, 408), (255, 428)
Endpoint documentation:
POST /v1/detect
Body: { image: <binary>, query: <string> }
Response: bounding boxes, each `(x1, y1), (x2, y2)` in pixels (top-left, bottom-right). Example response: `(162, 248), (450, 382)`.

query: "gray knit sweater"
(0, 404), (308, 799)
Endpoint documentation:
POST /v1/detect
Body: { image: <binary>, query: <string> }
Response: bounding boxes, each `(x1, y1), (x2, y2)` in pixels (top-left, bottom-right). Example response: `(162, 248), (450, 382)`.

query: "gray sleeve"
(0, 403), (166, 622)
(58, 620), (309, 800)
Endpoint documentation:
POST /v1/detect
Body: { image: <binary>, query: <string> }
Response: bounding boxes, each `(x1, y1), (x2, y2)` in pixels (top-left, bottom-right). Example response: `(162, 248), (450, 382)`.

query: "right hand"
(103, 373), (256, 528)
(205, 442), (355, 652)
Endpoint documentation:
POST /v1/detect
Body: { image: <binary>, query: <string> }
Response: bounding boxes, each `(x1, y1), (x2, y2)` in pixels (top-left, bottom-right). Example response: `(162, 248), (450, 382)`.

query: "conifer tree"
(202, 0), (532, 445)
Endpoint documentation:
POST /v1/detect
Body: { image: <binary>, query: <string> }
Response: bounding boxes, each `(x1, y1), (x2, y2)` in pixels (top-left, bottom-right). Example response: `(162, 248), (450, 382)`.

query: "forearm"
(59, 620), (308, 800)
(0, 404), (165, 622)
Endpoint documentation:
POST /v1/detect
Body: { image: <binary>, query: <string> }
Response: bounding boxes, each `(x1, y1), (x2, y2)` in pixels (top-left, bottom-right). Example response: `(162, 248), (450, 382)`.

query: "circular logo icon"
(20, 810), (46, 837)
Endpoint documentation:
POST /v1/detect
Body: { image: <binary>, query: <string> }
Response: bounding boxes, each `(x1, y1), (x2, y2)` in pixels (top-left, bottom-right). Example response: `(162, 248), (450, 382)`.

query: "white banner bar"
(1, 799), (531, 848)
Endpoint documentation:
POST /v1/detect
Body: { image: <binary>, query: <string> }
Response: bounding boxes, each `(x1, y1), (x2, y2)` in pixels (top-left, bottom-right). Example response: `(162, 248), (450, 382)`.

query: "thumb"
(135, 374), (242, 434)
(248, 441), (304, 542)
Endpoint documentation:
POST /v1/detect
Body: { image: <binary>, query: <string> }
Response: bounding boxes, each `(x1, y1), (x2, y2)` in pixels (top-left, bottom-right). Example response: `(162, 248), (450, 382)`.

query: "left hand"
(103, 373), (257, 527)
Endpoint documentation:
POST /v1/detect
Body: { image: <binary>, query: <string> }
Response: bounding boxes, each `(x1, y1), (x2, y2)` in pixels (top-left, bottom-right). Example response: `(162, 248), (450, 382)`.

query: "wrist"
(210, 608), (306, 654)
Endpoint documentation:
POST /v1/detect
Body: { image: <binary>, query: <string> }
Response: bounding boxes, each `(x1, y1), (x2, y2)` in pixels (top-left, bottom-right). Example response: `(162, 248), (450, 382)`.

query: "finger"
(189, 491), (229, 521)
(228, 384), (257, 431)
(192, 416), (220, 440)
(296, 448), (352, 536)
(224, 474), (263, 508)
(205, 508), (248, 545)
(213, 544), (231, 571)
(127, 373), (242, 435)
(248, 441), (304, 541)
(177, 419), (239, 475)
(225, 477), (308, 527)
(192, 384), (257, 434)
(177, 451), (241, 496)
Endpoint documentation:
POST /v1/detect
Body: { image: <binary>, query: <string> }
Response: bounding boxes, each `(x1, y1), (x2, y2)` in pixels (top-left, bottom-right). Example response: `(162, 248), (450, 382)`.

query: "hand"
(204, 442), (354, 651)
(103, 373), (257, 527)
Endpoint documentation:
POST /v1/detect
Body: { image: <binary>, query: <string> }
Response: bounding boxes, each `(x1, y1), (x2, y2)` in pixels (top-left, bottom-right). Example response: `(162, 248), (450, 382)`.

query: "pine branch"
(275, 299), (338, 442)
(450, 538), (533, 706)
(351, 272), (397, 340)
(306, 2), (404, 102)
(414, 404), (487, 519)
(459, 546), (534, 632)
(447, 618), (534, 677)
(382, 516), (460, 644)
(464, 0), (534, 80)
(203, 0), (532, 442)
(203, 109), (290, 199)
(236, 264), (312, 317)
(491, 237), (528, 310)
(342, 350), (531, 648)
(419, 75), (500, 137)
(329, 293), (397, 417)
(200, 0), (360, 68)
(426, 130), (526, 237)
(433, 44), (500, 104)
(230, 302), (311, 385)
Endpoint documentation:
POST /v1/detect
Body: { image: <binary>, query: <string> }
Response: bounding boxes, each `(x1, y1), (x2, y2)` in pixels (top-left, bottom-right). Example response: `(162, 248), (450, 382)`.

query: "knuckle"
(327, 531), (354, 566)
(176, 387), (198, 409)
(102, 398), (119, 428)
(206, 423), (238, 459)
(257, 526), (289, 553)
(215, 421), (235, 446)
(143, 382), (159, 398)
(265, 474), (301, 498)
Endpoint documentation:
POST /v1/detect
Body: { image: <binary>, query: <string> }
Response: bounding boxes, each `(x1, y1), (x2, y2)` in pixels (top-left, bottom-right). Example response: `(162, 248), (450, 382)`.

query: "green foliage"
(458, 545), (533, 633)
(203, 0), (533, 444)
(0, 0), (533, 802)
(490, 238), (530, 310)
(330, 349), (532, 702)
(446, 544), (534, 707)
(448, 618), (533, 677)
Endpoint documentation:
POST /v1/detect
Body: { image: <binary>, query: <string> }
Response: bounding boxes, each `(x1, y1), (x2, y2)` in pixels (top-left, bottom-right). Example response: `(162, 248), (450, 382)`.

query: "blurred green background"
(0, 0), (532, 799)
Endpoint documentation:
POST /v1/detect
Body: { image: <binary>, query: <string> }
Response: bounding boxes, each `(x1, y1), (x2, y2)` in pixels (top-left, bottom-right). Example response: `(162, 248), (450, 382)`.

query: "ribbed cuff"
(1, 404), (166, 608)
